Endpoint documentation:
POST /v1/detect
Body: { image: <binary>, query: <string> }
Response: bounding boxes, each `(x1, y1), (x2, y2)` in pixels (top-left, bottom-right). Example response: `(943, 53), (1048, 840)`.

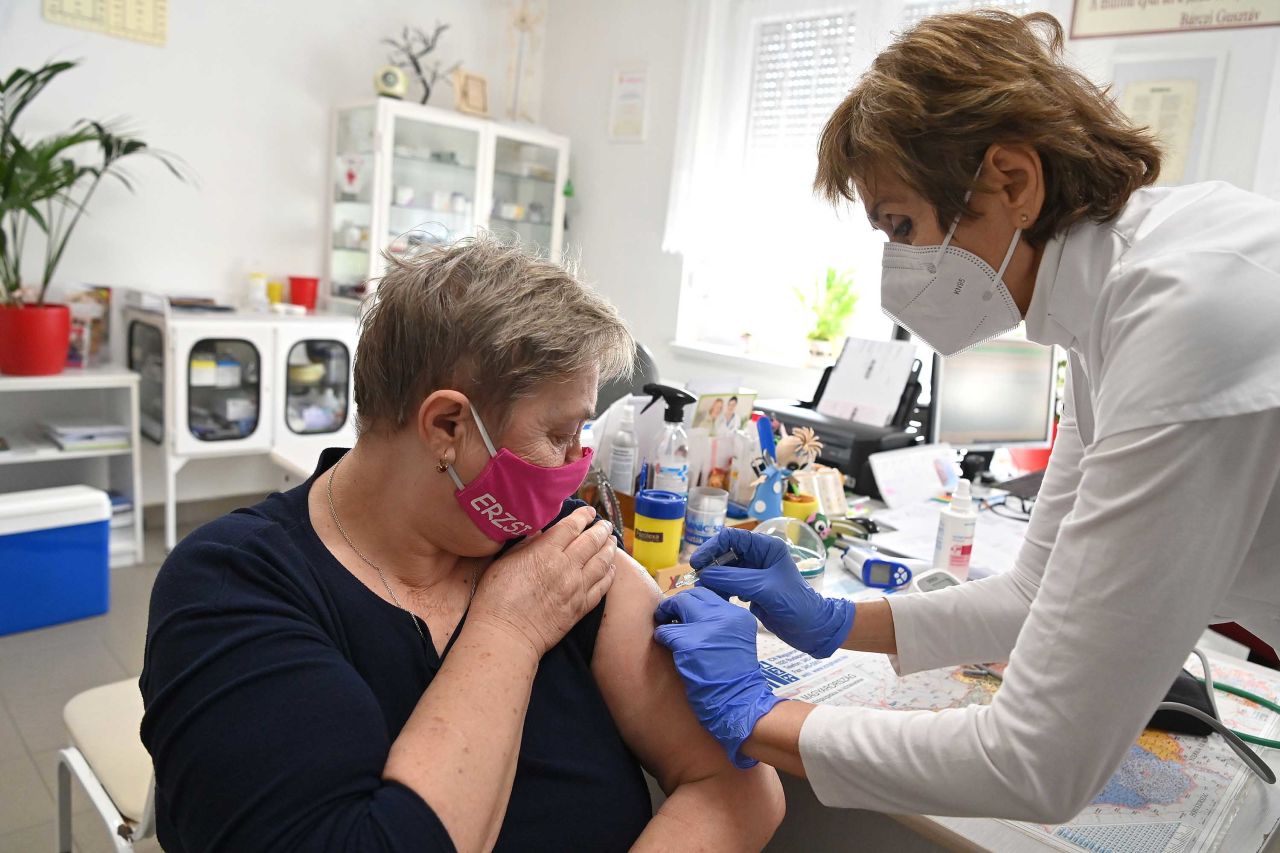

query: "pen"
(962, 663), (1004, 681)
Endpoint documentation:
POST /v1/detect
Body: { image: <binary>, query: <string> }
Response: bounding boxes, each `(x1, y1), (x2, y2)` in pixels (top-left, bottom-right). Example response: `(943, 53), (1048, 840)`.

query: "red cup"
(287, 276), (319, 313)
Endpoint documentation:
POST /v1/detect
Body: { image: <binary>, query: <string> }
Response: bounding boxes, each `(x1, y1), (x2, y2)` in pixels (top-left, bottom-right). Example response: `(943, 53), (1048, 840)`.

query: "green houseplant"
(795, 267), (858, 359)
(0, 60), (186, 375)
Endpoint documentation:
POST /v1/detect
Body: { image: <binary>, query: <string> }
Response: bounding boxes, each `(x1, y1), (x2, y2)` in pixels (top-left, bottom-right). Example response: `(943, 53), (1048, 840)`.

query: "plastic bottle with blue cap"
(632, 489), (687, 575)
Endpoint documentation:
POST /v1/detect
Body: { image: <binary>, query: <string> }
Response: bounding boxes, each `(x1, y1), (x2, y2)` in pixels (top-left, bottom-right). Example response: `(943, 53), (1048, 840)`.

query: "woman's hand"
(471, 506), (617, 658)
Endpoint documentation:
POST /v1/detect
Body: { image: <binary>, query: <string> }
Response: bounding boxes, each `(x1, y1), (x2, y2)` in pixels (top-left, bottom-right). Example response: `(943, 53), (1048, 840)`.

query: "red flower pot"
(0, 303), (71, 375)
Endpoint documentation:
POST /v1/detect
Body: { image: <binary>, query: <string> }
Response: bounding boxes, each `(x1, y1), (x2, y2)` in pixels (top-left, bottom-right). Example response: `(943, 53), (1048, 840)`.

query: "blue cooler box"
(0, 486), (111, 635)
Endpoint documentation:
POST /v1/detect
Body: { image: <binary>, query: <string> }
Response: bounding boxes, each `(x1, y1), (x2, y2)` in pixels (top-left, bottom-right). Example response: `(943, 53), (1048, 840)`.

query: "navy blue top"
(140, 448), (651, 852)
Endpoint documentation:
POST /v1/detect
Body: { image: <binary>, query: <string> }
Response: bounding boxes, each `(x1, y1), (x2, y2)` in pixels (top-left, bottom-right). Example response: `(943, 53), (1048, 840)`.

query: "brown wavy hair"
(815, 10), (1161, 245)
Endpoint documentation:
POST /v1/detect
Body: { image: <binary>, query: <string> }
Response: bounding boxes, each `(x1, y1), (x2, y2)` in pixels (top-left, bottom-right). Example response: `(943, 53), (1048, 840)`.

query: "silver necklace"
(326, 454), (476, 646)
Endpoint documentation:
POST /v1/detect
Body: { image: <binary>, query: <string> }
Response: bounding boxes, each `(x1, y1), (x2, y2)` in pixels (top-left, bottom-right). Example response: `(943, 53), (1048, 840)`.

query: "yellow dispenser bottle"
(632, 490), (686, 576)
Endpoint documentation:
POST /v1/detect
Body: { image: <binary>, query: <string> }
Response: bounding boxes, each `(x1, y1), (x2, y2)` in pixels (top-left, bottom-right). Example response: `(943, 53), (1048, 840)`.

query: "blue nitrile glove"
(653, 587), (784, 769)
(692, 527), (855, 659)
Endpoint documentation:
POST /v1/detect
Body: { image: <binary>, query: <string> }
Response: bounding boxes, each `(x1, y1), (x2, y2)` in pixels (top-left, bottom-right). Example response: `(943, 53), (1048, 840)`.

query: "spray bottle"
(932, 478), (978, 580)
(607, 403), (639, 495)
(641, 383), (696, 495)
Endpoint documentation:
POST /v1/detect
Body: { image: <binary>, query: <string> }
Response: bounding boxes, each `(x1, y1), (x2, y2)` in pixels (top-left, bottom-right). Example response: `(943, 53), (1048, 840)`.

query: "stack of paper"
(42, 417), (130, 451)
(817, 337), (918, 427)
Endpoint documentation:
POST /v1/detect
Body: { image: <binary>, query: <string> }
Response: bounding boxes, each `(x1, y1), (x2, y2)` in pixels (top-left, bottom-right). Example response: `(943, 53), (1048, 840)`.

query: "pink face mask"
(446, 408), (594, 542)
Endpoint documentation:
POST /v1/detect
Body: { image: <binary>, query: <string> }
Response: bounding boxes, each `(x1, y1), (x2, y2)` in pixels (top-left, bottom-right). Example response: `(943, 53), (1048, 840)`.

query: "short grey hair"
(354, 233), (635, 434)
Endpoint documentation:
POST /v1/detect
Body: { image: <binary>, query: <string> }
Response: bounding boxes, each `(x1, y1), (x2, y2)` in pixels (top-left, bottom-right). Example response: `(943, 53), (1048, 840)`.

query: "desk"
(626, 503), (1280, 851)
(755, 628), (1280, 853)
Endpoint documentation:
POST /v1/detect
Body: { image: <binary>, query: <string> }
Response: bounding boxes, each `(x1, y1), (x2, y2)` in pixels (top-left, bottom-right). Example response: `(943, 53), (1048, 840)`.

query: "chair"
(57, 679), (156, 852)
(596, 342), (660, 413)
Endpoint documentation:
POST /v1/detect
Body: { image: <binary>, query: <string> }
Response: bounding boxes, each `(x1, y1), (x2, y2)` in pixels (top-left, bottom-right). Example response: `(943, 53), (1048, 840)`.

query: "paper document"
(872, 500), (1028, 578)
(1120, 78), (1198, 186)
(866, 443), (957, 509)
(817, 337), (917, 427)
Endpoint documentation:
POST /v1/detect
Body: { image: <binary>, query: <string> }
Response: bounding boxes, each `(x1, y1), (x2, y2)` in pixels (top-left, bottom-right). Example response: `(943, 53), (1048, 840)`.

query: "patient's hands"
(472, 506), (617, 658)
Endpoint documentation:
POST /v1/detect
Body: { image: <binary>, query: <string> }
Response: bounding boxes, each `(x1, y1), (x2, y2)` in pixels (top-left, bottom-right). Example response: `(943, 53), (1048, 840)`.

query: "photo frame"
(452, 69), (489, 116)
(1109, 53), (1225, 187)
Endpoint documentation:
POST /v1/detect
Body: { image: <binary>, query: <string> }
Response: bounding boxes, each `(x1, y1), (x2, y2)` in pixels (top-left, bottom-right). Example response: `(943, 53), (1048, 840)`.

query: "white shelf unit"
(0, 365), (144, 568)
(326, 100), (570, 308)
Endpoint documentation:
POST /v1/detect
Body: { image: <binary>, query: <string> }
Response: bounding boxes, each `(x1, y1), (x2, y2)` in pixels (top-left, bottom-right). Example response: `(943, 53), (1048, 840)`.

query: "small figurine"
(776, 426), (823, 476)
(748, 425), (825, 521)
(747, 457), (789, 521)
(808, 511), (839, 549)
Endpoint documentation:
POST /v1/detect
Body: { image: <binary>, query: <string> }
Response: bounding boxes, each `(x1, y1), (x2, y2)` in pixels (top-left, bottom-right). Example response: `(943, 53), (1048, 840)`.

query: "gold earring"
(437, 458), (451, 473)
(1020, 213), (1029, 222)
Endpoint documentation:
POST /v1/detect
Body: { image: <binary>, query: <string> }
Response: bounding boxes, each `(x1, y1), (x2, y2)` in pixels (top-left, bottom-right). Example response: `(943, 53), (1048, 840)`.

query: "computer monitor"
(930, 339), (1056, 449)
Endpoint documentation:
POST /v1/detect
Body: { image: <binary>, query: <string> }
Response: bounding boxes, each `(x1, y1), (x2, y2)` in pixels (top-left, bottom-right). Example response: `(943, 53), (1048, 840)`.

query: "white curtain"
(664, 0), (895, 357)
(662, 0), (742, 263)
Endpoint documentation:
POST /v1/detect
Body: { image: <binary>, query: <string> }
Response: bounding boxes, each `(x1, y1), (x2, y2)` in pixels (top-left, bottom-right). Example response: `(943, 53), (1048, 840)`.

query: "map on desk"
(759, 637), (1280, 853)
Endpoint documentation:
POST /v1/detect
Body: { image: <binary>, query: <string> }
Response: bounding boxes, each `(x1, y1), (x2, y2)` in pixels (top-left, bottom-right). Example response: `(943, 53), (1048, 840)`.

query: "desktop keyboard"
(996, 469), (1046, 500)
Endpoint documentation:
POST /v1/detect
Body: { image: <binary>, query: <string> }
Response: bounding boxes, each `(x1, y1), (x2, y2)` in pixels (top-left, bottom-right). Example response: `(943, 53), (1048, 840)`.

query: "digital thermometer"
(838, 544), (914, 590)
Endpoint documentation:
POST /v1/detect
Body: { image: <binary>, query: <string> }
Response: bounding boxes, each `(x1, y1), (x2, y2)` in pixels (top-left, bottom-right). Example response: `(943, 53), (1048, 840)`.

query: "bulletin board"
(1110, 53), (1225, 186)
(43, 0), (168, 46)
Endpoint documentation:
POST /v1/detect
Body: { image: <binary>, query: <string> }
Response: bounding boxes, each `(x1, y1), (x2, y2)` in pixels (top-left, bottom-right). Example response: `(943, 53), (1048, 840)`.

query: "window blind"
(745, 11), (858, 154)
(900, 0), (1032, 29)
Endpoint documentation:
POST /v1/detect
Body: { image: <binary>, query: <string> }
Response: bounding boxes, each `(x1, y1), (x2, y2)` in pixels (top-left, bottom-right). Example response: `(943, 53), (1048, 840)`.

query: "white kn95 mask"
(880, 188), (1024, 357)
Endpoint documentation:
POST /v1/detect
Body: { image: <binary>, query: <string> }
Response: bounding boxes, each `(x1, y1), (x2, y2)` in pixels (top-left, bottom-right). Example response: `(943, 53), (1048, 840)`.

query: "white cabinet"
(327, 100), (570, 307)
(168, 320), (276, 457)
(125, 301), (358, 551)
(273, 318), (355, 474)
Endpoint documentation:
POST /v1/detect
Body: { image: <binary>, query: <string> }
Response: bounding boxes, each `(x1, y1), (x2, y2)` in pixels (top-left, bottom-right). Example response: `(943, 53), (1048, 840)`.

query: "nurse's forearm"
(840, 599), (898, 655)
(741, 701), (815, 777)
(738, 600), (897, 777)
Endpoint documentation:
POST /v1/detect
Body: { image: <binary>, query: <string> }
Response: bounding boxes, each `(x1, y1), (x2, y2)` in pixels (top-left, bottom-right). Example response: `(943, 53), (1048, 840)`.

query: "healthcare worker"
(653, 9), (1280, 823)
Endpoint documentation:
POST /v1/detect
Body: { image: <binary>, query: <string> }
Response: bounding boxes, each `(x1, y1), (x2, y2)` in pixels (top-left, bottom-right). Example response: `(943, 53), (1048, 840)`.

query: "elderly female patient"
(139, 237), (784, 852)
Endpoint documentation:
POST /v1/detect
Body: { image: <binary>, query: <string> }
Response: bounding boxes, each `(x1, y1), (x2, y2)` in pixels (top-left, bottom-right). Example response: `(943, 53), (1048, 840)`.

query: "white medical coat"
(798, 182), (1280, 823)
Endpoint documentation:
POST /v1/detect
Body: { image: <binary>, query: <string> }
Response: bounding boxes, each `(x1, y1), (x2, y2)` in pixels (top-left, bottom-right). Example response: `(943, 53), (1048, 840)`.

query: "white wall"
(542, 0), (1280, 402)
(0, 1), (508, 504)
(0, 1), (506, 300)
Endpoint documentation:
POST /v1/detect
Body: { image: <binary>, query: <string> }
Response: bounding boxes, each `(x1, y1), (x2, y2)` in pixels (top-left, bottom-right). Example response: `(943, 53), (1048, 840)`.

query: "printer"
(756, 360), (925, 498)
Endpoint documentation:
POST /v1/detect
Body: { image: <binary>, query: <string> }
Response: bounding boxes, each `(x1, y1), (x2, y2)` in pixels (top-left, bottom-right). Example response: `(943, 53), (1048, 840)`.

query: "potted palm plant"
(0, 60), (186, 375)
(795, 267), (858, 361)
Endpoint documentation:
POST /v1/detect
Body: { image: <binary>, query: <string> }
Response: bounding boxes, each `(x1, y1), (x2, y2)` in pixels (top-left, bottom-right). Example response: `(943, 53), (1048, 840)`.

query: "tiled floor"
(0, 523), (188, 853)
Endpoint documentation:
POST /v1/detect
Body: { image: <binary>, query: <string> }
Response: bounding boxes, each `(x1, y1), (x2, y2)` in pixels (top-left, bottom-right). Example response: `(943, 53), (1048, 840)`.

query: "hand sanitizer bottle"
(642, 384), (696, 495)
(932, 478), (977, 580)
